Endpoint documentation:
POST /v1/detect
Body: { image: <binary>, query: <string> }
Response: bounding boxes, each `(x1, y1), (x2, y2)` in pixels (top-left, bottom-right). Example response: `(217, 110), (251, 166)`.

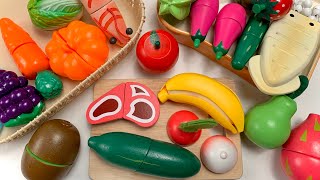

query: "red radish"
(212, 3), (247, 60)
(167, 110), (217, 146)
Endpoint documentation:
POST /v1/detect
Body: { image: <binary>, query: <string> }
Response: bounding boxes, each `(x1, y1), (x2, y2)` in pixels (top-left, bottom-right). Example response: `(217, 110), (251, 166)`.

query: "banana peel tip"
(158, 87), (169, 103)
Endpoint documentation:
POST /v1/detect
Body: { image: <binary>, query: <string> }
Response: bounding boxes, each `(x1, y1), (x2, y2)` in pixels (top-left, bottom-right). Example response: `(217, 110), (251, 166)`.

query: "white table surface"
(1, 1), (320, 180)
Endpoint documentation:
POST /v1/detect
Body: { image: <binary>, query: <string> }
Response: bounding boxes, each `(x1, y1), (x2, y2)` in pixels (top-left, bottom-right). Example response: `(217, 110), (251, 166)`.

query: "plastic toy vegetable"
(27, 0), (84, 30)
(46, 20), (109, 80)
(201, 136), (238, 174)
(248, 11), (320, 95)
(21, 119), (80, 180)
(88, 132), (201, 178)
(213, 3), (247, 60)
(252, 0), (293, 21)
(281, 113), (320, 180)
(5, 102), (44, 127)
(0, 18), (50, 80)
(0, 70), (44, 127)
(158, 73), (244, 134)
(136, 30), (179, 73)
(35, 70), (63, 99)
(244, 95), (297, 149)
(159, 0), (192, 20)
(167, 110), (217, 146)
(232, 16), (270, 70)
(190, 0), (219, 48)
(80, 0), (131, 47)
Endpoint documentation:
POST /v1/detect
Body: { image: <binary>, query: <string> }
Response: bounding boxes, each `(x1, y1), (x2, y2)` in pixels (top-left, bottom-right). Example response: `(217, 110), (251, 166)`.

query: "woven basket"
(0, 0), (146, 143)
(157, 0), (320, 86)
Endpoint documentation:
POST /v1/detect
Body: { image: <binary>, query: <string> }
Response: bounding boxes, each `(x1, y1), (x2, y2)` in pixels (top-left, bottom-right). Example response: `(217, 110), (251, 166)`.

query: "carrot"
(0, 18), (49, 80)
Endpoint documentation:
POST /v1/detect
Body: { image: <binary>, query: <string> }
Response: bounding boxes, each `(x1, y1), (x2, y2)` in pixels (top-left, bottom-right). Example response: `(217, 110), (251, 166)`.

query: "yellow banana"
(158, 73), (244, 134)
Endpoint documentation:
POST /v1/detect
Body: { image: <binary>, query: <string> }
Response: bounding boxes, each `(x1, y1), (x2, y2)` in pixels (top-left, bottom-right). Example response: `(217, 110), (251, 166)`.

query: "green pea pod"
(5, 102), (45, 127)
(88, 132), (201, 178)
(232, 16), (269, 70)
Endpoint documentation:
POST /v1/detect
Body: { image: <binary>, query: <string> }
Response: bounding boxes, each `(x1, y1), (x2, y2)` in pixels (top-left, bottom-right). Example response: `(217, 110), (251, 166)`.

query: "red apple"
(136, 30), (179, 73)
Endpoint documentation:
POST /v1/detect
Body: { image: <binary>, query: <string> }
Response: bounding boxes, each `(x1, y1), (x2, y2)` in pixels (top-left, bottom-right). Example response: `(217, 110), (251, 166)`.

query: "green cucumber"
(88, 132), (201, 178)
(232, 16), (269, 70)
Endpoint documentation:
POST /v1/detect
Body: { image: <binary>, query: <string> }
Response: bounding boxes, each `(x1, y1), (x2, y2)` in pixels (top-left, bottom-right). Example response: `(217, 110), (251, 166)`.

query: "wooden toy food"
(88, 132), (201, 178)
(190, 0), (219, 48)
(158, 73), (244, 134)
(27, 0), (83, 30)
(159, 0), (193, 20)
(45, 20), (109, 81)
(201, 135), (238, 174)
(136, 30), (179, 73)
(248, 11), (320, 95)
(35, 71), (63, 99)
(244, 96), (297, 149)
(167, 110), (217, 146)
(0, 70), (44, 127)
(80, 0), (131, 47)
(213, 3), (247, 60)
(252, 0), (293, 21)
(21, 119), (80, 180)
(285, 75), (310, 99)
(0, 18), (50, 80)
(281, 113), (320, 180)
(232, 16), (270, 70)
(86, 82), (160, 127)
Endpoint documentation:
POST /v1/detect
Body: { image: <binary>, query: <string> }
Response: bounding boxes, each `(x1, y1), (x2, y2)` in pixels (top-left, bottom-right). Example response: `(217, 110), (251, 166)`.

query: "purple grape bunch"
(0, 70), (42, 123)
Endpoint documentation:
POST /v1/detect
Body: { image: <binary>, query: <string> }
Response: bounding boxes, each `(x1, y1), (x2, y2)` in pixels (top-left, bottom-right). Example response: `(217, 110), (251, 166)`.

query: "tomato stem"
(150, 30), (161, 49)
(179, 119), (217, 132)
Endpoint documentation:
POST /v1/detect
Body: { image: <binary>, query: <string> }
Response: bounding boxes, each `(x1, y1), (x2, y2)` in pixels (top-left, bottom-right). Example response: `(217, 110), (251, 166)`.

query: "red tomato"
(270, 0), (293, 20)
(167, 110), (201, 146)
(136, 30), (179, 73)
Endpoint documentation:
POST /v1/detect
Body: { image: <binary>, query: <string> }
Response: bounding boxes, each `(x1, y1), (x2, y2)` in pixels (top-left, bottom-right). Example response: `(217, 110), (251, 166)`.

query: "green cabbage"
(28, 0), (83, 30)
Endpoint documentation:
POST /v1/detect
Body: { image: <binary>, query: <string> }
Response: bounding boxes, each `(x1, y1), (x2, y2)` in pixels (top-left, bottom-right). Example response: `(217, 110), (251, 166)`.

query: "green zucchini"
(232, 16), (269, 70)
(88, 132), (201, 178)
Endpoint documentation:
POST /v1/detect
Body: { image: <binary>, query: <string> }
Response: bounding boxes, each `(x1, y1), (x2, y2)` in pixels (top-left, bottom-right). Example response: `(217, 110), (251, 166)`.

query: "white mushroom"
(302, 0), (313, 8)
(309, 15), (317, 20)
(294, 4), (303, 12)
(296, 0), (304, 5)
(301, 8), (312, 16)
(312, 5), (320, 17)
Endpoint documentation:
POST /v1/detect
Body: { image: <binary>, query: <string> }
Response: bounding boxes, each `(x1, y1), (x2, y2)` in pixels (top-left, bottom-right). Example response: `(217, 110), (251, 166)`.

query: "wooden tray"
(0, 0), (145, 143)
(89, 79), (243, 180)
(157, 0), (320, 86)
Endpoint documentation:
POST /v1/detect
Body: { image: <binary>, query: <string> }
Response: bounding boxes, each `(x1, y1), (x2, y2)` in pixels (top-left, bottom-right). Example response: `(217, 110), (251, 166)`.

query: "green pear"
(244, 96), (297, 149)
